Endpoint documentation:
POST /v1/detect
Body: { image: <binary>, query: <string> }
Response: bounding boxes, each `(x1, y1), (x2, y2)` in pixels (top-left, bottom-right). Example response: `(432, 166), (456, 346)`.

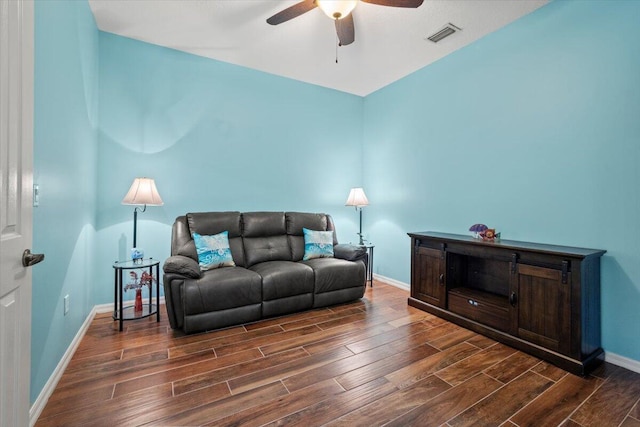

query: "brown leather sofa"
(162, 211), (367, 334)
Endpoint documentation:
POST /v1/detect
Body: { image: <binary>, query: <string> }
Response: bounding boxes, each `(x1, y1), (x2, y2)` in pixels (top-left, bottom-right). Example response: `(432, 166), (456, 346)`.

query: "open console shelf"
(408, 231), (606, 375)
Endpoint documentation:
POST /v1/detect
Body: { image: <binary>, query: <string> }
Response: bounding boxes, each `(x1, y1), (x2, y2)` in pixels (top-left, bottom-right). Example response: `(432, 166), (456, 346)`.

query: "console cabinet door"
(513, 264), (571, 355)
(412, 246), (446, 308)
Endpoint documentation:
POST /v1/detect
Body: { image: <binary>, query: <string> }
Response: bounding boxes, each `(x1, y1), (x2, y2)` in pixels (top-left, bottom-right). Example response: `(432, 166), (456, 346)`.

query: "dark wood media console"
(408, 231), (606, 375)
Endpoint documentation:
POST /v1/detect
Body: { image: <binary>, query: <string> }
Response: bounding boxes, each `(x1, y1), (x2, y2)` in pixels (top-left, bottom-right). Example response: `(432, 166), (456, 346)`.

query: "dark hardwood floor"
(36, 281), (640, 426)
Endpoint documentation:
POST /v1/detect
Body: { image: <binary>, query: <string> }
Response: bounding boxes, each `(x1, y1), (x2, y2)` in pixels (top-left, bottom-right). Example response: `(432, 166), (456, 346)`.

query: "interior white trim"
(28, 292), (639, 426)
(29, 296), (165, 426)
(94, 301), (116, 314)
(373, 275), (640, 374)
(373, 274), (410, 291)
(29, 306), (98, 426)
(605, 351), (640, 374)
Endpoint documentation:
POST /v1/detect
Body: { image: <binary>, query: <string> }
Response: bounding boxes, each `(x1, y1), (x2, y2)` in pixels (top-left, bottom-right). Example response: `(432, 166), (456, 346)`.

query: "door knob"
(22, 249), (45, 267)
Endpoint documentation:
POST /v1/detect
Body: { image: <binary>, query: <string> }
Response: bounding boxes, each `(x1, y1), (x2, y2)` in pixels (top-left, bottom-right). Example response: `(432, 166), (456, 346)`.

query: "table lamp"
(122, 177), (164, 261)
(345, 187), (369, 245)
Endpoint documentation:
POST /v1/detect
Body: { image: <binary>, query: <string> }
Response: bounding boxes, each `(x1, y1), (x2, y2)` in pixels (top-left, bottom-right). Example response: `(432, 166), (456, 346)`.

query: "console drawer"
(448, 288), (509, 332)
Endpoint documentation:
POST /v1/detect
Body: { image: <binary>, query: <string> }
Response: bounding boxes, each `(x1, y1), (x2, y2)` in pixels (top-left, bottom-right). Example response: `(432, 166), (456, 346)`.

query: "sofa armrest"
(334, 244), (367, 262)
(163, 255), (201, 279)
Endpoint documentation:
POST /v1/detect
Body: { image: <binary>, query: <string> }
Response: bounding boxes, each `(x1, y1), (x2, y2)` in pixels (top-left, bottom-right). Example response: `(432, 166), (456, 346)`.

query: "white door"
(0, 1), (35, 426)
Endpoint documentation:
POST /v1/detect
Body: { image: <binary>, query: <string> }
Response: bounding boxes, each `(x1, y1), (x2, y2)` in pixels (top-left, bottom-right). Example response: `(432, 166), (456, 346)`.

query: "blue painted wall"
(32, 0), (99, 403)
(363, 0), (640, 362)
(31, 0), (640, 407)
(93, 33), (365, 304)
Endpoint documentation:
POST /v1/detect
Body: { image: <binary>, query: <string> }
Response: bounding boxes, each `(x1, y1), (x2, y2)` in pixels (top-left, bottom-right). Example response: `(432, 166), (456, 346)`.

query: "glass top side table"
(112, 258), (160, 331)
(359, 244), (374, 287)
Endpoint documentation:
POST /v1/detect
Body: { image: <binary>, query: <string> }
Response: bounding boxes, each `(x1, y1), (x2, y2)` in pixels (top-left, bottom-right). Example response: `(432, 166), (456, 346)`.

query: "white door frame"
(0, 1), (34, 426)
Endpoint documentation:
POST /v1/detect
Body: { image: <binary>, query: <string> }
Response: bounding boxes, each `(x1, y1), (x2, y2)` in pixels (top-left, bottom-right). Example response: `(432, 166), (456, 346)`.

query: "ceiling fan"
(266, 0), (424, 46)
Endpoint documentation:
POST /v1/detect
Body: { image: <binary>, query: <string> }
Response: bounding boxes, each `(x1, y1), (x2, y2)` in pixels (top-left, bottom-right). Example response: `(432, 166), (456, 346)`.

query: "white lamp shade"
(317, 0), (358, 19)
(122, 178), (164, 206)
(345, 187), (369, 207)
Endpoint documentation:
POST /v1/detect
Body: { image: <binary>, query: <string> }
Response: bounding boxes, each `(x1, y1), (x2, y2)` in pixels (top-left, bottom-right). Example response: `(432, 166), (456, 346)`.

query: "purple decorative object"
(469, 224), (488, 239)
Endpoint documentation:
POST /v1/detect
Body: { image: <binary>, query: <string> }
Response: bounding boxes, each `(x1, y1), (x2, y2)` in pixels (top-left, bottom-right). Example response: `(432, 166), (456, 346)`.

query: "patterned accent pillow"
(303, 228), (334, 261)
(192, 231), (236, 270)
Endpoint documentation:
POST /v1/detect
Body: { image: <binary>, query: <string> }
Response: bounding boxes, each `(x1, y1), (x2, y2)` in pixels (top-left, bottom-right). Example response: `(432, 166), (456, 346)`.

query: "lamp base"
(357, 233), (365, 246)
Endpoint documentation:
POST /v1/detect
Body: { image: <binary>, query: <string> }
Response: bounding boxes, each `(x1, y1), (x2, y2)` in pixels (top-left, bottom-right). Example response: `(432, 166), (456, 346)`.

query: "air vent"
(426, 23), (461, 43)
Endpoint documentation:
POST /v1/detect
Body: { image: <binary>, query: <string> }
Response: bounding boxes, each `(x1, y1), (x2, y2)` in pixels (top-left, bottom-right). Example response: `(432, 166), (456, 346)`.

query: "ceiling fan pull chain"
(335, 33), (339, 64)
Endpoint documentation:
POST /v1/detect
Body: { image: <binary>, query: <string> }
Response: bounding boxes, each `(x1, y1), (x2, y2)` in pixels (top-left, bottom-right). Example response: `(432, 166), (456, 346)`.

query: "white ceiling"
(88, 0), (549, 97)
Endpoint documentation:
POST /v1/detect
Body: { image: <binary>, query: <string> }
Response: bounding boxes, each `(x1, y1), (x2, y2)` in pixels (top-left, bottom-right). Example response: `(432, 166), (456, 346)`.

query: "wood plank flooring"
(36, 281), (640, 426)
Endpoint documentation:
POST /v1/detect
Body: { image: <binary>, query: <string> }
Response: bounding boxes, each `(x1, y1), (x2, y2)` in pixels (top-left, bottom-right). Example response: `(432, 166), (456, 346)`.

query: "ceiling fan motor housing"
(317, 0), (358, 20)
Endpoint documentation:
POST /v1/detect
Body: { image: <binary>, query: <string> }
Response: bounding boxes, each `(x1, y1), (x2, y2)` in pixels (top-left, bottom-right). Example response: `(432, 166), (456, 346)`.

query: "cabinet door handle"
(509, 292), (518, 307)
(439, 273), (444, 285)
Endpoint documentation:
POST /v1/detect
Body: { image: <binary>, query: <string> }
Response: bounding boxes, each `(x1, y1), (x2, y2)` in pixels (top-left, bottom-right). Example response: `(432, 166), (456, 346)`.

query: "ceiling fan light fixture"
(317, 0), (358, 20)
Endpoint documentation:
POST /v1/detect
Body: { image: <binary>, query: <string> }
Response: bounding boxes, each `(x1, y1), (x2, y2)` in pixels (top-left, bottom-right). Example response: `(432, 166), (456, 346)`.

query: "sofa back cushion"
(242, 212), (291, 267)
(186, 211), (246, 267)
(286, 212), (338, 261)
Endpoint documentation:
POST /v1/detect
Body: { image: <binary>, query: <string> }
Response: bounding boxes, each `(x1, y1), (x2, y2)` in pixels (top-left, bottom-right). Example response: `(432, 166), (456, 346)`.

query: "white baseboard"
(29, 296), (165, 426)
(94, 301), (114, 314)
(605, 351), (640, 374)
(94, 296), (165, 314)
(28, 292), (639, 427)
(373, 275), (640, 373)
(373, 273), (410, 291)
(29, 306), (98, 426)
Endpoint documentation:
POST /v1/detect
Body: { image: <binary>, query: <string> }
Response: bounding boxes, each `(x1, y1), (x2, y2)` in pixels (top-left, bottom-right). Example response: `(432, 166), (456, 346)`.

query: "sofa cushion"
(188, 211), (242, 236)
(249, 261), (314, 301)
(302, 257), (365, 294)
(243, 212), (286, 237)
(303, 228), (334, 260)
(182, 267), (262, 315)
(286, 212), (328, 235)
(286, 212), (337, 261)
(193, 231), (236, 270)
(243, 212), (291, 266)
(187, 212), (245, 267)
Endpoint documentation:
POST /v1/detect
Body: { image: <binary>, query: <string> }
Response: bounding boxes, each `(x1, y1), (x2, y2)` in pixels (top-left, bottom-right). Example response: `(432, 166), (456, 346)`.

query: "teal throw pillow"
(303, 228), (334, 261)
(192, 231), (235, 270)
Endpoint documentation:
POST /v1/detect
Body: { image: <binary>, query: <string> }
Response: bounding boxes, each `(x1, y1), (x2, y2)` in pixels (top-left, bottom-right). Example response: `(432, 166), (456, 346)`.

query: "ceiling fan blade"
(267, 0), (318, 25)
(335, 14), (355, 46)
(361, 0), (424, 8)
